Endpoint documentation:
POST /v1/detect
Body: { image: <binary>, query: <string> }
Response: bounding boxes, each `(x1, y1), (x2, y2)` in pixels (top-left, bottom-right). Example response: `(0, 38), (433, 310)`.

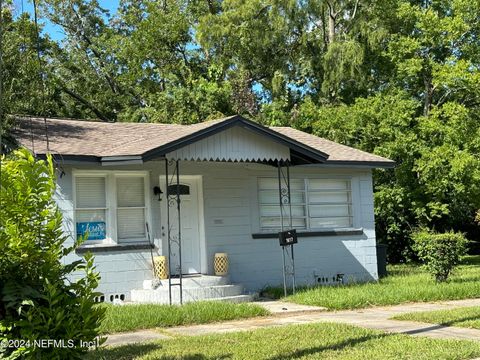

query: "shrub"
(0, 149), (105, 359)
(411, 230), (468, 282)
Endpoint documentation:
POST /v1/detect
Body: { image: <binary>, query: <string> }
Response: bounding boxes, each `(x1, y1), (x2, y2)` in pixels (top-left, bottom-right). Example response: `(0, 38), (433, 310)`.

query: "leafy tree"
(0, 7), (56, 117)
(0, 149), (105, 359)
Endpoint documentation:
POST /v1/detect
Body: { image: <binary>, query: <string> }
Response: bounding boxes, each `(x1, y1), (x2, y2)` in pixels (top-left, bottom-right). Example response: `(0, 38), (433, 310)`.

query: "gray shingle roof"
(12, 115), (394, 167)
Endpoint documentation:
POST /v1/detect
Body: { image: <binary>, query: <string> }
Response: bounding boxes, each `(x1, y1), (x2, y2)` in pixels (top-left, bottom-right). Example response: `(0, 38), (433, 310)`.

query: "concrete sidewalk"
(104, 298), (480, 346)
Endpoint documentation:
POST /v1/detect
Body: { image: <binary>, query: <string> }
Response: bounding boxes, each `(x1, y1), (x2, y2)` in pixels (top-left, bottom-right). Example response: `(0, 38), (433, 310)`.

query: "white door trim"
(159, 175), (207, 274)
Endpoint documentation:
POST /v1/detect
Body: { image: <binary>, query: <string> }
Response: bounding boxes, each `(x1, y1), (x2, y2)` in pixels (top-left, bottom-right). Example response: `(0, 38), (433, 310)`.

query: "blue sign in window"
(76, 222), (106, 240)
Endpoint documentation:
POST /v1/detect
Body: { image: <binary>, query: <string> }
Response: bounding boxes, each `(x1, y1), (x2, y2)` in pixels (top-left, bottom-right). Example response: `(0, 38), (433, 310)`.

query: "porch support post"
(165, 158), (183, 305)
(176, 159), (183, 305)
(287, 164), (296, 293)
(278, 163), (287, 296)
(278, 160), (296, 296)
(165, 159), (172, 305)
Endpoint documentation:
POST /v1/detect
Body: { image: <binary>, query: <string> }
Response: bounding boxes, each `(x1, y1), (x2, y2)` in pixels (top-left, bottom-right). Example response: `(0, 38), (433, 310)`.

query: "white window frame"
(73, 170), (151, 245)
(114, 172), (150, 244)
(258, 177), (353, 232)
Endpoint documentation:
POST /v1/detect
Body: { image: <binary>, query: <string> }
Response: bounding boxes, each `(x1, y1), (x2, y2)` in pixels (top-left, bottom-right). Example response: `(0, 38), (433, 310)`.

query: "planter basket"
(214, 253), (229, 276)
(153, 256), (168, 279)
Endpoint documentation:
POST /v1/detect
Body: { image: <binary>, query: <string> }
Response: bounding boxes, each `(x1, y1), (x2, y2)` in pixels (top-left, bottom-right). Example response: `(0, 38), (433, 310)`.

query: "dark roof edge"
(142, 115), (329, 163)
(36, 153), (101, 164)
(323, 160), (396, 168)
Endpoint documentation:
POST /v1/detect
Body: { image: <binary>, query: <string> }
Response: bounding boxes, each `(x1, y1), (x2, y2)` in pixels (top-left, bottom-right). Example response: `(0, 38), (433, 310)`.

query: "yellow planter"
(153, 256), (168, 279)
(214, 253), (229, 276)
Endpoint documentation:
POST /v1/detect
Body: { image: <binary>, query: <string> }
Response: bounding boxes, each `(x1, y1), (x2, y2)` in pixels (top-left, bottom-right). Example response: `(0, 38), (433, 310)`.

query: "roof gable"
(166, 125), (290, 162)
(142, 115), (328, 163)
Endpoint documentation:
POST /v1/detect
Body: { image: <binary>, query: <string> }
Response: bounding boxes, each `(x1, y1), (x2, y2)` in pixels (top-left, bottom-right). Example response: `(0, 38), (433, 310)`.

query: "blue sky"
(13, 0), (120, 41)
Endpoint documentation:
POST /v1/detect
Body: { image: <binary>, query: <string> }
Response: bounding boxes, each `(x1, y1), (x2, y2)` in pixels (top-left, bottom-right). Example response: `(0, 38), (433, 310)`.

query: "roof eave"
(35, 153), (102, 165)
(321, 160), (396, 168)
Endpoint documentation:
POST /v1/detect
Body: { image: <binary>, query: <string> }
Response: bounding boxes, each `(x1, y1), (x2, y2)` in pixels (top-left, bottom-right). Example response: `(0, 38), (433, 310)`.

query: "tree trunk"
(328, 15), (336, 43)
(327, 1), (337, 44)
(423, 76), (433, 116)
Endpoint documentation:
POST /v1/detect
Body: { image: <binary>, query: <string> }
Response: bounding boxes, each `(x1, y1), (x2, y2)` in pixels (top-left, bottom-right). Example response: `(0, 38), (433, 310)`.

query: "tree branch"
(60, 86), (110, 121)
(351, 0), (360, 20)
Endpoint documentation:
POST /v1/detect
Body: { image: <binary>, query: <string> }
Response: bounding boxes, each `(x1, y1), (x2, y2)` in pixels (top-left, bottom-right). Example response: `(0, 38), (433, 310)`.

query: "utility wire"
(20, 0), (36, 154)
(0, 0), (4, 156)
(0, 0), (3, 212)
(32, 0), (50, 153)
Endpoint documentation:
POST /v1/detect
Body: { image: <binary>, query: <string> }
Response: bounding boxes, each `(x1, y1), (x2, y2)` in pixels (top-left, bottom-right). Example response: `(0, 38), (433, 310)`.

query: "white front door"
(161, 177), (202, 275)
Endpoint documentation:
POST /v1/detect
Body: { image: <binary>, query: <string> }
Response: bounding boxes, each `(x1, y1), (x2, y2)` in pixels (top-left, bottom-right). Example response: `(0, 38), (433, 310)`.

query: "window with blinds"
(74, 172), (149, 244)
(307, 179), (352, 228)
(258, 178), (352, 231)
(116, 176), (146, 242)
(75, 176), (107, 241)
(258, 178), (306, 229)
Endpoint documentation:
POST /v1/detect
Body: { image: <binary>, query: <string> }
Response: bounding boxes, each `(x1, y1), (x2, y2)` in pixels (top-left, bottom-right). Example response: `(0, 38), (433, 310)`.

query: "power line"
(19, 0), (36, 154)
(0, 0), (3, 211)
(32, 0), (50, 153)
(0, 0), (3, 155)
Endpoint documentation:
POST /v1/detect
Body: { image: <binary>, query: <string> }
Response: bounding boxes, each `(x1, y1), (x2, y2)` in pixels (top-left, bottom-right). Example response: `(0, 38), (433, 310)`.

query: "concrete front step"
(143, 275), (230, 290)
(131, 284), (246, 304)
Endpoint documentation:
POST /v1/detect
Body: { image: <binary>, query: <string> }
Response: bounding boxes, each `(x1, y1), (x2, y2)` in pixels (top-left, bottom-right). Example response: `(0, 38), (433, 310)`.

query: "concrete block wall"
(55, 161), (378, 297)
(201, 163), (378, 290)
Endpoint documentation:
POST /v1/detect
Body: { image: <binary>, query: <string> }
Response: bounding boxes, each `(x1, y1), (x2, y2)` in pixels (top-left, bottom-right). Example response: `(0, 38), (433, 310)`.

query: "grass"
(392, 306), (480, 330)
(99, 301), (269, 334)
(263, 256), (480, 310)
(88, 322), (480, 360)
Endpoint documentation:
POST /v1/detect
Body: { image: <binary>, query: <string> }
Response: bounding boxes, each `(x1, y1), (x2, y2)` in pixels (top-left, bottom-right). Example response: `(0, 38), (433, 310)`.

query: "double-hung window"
(75, 176), (108, 242)
(258, 178), (352, 231)
(116, 176), (147, 242)
(74, 172), (149, 244)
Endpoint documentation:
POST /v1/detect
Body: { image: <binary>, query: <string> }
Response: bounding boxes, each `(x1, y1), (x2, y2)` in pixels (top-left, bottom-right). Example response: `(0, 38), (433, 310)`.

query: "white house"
(13, 115), (394, 304)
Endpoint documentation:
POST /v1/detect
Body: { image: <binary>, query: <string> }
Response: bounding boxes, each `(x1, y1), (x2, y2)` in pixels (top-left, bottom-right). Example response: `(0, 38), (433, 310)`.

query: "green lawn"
(265, 256), (480, 310)
(99, 301), (269, 334)
(89, 322), (480, 360)
(392, 306), (480, 330)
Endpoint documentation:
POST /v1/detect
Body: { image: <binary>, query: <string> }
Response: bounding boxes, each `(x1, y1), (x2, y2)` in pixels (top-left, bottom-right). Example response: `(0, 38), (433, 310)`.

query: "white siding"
(166, 126), (290, 162)
(56, 161), (378, 297)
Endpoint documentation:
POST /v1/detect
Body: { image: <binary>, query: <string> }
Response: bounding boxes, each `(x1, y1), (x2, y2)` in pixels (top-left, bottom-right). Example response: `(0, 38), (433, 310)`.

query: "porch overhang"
(143, 115), (328, 165)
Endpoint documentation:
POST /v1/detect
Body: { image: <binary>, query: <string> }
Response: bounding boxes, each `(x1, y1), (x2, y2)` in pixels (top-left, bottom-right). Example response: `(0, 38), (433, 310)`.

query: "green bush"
(412, 230), (468, 282)
(0, 149), (105, 359)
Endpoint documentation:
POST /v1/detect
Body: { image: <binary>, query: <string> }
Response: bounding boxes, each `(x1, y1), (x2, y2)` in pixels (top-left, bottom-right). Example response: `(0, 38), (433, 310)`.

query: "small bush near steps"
(412, 230), (468, 282)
